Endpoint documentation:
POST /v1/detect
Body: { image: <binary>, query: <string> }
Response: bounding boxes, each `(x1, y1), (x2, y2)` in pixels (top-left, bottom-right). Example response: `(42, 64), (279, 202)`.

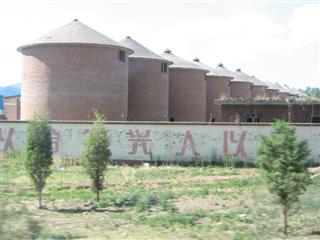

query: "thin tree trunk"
(39, 190), (42, 209)
(97, 190), (100, 202)
(283, 207), (288, 235)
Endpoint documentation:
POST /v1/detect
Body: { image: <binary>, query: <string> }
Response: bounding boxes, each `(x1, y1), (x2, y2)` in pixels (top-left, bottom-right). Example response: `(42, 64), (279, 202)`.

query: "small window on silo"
(119, 50), (126, 62)
(170, 117), (175, 122)
(161, 62), (167, 73)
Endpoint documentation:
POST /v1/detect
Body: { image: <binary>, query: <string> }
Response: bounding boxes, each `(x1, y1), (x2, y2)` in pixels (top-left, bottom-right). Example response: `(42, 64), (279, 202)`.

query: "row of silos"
(18, 20), (298, 122)
(18, 19), (210, 122)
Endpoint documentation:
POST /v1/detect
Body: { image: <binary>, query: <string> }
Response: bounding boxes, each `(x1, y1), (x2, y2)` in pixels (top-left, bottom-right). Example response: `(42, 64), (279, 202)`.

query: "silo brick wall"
(277, 92), (289, 100)
(251, 85), (266, 98)
(128, 58), (169, 121)
(230, 81), (252, 98)
(169, 69), (206, 122)
(206, 76), (230, 122)
(265, 89), (278, 98)
(21, 45), (129, 120)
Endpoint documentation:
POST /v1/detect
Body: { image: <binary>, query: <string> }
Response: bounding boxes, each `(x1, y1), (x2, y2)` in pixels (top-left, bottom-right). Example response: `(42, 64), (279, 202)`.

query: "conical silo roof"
(291, 88), (304, 96)
(233, 69), (268, 85)
(250, 75), (268, 87)
(220, 64), (253, 84)
(120, 36), (168, 61)
(192, 58), (232, 78)
(274, 82), (290, 93)
(283, 84), (300, 96)
(17, 19), (133, 53)
(263, 80), (279, 91)
(211, 63), (236, 78)
(161, 50), (208, 72)
(294, 88), (308, 97)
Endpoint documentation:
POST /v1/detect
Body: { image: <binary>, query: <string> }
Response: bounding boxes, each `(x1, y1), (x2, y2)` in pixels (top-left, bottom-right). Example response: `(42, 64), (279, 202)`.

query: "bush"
(256, 121), (312, 235)
(24, 112), (53, 208)
(81, 112), (111, 202)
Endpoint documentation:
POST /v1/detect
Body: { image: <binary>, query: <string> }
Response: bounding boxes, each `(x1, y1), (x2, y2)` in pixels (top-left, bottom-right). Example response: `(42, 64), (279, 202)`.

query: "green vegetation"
(1, 156), (319, 239)
(81, 112), (111, 202)
(305, 87), (320, 98)
(257, 121), (312, 235)
(24, 112), (53, 208)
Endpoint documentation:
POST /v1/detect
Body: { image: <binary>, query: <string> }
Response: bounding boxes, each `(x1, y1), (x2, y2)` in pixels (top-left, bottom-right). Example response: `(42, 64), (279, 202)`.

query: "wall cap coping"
(0, 120), (319, 126)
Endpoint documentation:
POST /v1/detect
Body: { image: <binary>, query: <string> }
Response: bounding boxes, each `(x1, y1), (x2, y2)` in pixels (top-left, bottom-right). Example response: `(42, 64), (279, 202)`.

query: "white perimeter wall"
(0, 122), (319, 163)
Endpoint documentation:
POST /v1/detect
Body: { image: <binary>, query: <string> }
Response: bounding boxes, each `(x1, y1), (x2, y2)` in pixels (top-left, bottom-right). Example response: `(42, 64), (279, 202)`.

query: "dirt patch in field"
(310, 167), (320, 179)
(174, 193), (252, 213)
(4, 172), (258, 194)
(125, 173), (258, 187)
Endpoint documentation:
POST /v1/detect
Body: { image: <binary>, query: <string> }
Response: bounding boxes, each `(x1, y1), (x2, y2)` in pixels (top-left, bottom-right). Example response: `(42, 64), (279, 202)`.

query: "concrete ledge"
(1, 120), (320, 126)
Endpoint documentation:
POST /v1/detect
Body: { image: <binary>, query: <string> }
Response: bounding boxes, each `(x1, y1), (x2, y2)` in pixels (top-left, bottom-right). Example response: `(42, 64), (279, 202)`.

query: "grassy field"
(1, 159), (319, 240)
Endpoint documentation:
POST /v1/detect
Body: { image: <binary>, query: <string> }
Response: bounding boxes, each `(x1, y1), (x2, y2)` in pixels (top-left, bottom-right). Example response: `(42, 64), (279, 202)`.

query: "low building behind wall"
(216, 99), (320, 123)
(291, 104), (320, 123)
(3, 95), (20, 120)
(220, 104), (288, 122)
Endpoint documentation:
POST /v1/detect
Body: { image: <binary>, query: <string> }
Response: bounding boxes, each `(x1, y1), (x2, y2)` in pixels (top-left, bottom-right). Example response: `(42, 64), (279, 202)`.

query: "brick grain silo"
(119, 36), (171, 121)
(274, 82), (290, 99)
(217, 66), (253, 98)
(161, 50), (208, 122)
(250, 75), (267, 98)
(232, 69), (267, 98)
(18, 19), (133, 120)
(264, 80), (280, 98)
(283, 84), (299, 98)
(193, 60), (232, 122)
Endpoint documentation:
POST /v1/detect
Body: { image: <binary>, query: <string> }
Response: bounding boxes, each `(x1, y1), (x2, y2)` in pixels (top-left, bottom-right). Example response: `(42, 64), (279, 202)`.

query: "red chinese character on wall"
(176, 130), (199, 156)
(80, 129), (90, 135)
(51, 129), (60, 153)
(128, 129), (152, 155)
(223, 130), (247, 157)
(0, 128), (15, 152)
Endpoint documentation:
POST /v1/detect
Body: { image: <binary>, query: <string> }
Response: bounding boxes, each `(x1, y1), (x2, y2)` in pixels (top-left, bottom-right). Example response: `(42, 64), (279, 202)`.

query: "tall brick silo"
(17, 19), (133, 120)
(264, 80), (280, 98)
(193, 60), (232, 122)
(119, 36), (172, 121)
(232, 69), (267, 98)
(283, 84), (299, 98)
(249, 75), (268, 98)
(213, 65), (253, 98)
(161, 50), (208, 122)
(274, 82), (290, 99)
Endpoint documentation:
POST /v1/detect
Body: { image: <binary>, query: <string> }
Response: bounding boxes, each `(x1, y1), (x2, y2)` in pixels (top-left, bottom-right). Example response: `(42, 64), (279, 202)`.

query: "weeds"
(223, 153), (235, 168)
(114, 191), (176, 213)
(1, 160), (319, 239)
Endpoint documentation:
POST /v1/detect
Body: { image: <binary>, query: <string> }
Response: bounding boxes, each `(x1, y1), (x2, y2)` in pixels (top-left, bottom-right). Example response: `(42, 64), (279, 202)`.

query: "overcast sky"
(0, 0), (319, 89)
